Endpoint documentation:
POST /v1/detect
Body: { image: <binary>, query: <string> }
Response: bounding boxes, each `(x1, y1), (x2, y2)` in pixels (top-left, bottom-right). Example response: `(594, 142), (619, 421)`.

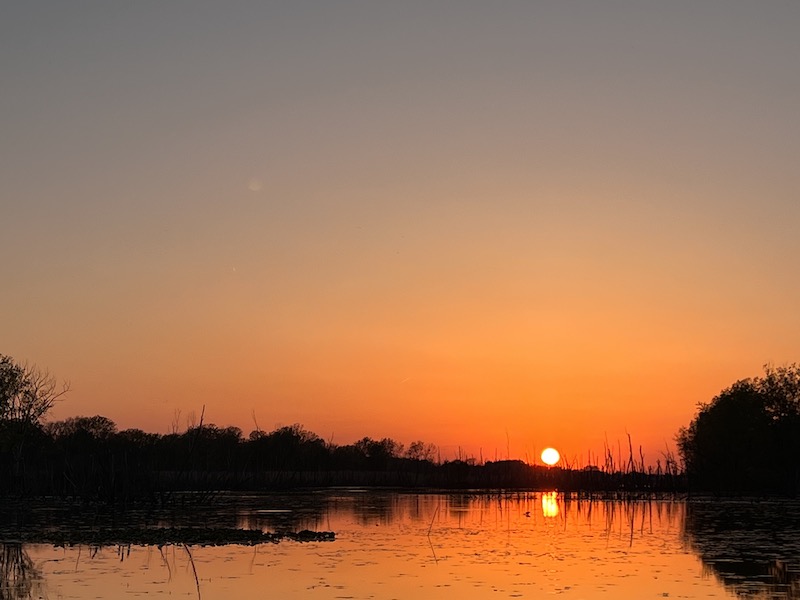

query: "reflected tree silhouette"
(683, 500), (800, 599)
(350, 492), (396, 526)
(236, 493), (329, 533)
(0, 544), (46, 600)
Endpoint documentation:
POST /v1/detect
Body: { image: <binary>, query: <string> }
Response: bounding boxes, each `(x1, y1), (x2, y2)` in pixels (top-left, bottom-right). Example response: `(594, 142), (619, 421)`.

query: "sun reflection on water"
(541, 491), (559, 518)
(15, 493), (774, 599)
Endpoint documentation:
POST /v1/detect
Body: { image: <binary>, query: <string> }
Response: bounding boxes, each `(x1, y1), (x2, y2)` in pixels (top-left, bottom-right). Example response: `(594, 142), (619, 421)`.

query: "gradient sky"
(3, 2), (799, 465)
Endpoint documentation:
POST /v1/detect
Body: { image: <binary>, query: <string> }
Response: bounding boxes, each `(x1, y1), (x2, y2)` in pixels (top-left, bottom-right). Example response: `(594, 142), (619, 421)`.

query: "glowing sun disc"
(541, 447), (560, 466)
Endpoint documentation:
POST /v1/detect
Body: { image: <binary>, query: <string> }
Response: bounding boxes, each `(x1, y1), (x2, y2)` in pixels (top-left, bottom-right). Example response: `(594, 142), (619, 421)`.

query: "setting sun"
(541, 447), (561, 466)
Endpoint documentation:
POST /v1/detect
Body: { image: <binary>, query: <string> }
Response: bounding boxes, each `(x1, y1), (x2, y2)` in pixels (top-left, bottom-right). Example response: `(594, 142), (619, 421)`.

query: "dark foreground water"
(2, 491), (799, 599)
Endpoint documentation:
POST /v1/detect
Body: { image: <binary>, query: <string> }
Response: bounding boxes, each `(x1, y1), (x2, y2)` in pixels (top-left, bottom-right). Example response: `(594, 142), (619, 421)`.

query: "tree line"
(1, 411), (445, 499)
(27, 353), (800, 498)
(0, 407), (684, 500)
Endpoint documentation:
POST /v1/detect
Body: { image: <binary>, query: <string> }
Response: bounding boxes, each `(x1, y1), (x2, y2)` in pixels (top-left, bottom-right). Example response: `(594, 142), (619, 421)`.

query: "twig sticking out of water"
(159, 546), (172, 582)
(427, 502), (440, 537)
(427, 501), (440, 564)
(183, 543), (201, 600)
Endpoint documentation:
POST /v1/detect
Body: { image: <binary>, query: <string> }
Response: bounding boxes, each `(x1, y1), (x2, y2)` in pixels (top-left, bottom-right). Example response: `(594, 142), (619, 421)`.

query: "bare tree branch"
(0, 355), (69, 425)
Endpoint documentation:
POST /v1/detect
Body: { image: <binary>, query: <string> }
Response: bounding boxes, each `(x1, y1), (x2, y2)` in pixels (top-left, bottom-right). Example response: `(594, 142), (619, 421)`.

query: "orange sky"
(3, 3), (799, 466)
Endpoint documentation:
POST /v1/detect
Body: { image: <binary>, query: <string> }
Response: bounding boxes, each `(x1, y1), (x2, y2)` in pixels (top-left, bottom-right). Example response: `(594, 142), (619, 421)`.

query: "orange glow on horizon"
(6, 3), (799, 477)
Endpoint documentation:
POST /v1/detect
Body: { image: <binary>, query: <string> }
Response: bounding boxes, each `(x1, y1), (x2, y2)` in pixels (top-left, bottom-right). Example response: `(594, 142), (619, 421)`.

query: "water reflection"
(683, 498), (800, 599)
(0, 544), (46, 600)
(541, 491), (559, 518)
(4, 492), (800, 599)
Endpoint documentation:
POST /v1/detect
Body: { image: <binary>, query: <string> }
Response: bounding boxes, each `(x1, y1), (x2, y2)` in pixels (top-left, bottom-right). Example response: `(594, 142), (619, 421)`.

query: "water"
(3, 491), (800, 599)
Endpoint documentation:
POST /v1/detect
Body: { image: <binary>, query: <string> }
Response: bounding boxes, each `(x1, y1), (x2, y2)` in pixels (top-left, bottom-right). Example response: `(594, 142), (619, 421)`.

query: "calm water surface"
(5, 491), (800, 599)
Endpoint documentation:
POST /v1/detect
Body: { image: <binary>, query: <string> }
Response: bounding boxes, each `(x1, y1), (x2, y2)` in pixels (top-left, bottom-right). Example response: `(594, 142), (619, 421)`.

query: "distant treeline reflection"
(0, 418), (683, 500)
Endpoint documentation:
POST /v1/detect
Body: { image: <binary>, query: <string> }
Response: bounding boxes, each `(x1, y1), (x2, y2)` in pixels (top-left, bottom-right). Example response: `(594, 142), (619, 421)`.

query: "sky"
(3, 1), (799, 466)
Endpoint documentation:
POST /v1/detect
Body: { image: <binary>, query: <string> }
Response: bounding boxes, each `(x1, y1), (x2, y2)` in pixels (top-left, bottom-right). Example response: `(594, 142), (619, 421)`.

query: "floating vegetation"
(5, 527), (335, 547)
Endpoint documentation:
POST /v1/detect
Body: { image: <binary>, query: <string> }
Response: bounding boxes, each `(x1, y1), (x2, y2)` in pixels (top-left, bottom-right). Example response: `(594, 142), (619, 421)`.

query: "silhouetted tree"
(1, 355), (68, 492)
(0, 355), (68, 426)
(353, 437), (404, 469)
(405, 440), (438, 462)
(248, 424), (328, 471)
(117, 428), (160, 447)
(677, 364), (800, 493)
(46, 415), (118, 442)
